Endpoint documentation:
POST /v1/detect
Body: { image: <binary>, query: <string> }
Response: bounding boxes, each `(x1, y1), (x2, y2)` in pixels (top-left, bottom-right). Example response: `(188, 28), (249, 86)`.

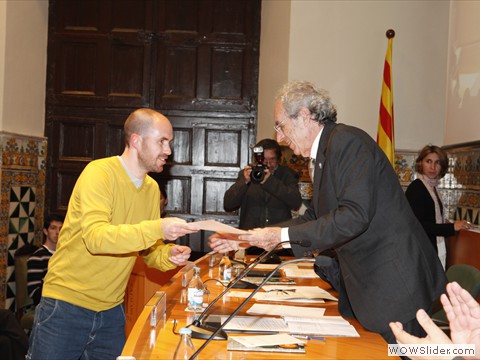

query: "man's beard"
(137, 150), (162, 173)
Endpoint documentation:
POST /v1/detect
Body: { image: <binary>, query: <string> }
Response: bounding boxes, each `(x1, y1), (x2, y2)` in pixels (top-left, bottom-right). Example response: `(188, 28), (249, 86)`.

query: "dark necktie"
(309, 158), (315, 181)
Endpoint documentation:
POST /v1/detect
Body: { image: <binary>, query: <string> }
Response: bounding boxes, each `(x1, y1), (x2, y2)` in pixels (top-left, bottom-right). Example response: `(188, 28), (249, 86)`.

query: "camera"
(250, 146), (268, 183)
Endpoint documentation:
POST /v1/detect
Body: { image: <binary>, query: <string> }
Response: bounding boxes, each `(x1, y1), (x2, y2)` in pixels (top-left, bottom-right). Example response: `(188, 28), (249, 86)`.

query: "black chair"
(0, 309), (29, 360)
(14, 244), (38, 332)
(432, 264), (480, 326)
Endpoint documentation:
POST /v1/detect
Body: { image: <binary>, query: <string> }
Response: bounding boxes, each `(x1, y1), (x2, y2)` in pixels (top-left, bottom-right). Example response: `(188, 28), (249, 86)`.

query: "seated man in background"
(27, 214), (64, 305)
(223, 138), (302, 255)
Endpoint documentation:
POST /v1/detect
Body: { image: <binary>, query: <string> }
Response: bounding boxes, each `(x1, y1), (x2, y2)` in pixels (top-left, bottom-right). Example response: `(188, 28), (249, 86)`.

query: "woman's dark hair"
(415, 145), (449, 179)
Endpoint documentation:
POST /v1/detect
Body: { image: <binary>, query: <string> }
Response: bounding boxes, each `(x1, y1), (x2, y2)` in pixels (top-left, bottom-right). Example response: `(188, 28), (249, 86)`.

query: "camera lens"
(250, 166), (265, 183)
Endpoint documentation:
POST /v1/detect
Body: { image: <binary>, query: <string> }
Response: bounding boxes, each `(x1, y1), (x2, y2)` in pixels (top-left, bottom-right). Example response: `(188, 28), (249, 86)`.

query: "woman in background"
(406, 145), (472, 269)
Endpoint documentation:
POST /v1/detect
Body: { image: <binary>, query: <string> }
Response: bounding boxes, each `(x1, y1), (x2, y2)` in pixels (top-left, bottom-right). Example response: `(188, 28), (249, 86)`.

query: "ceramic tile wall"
(396, 144), (480, 224)
(0, 132), (47, 310)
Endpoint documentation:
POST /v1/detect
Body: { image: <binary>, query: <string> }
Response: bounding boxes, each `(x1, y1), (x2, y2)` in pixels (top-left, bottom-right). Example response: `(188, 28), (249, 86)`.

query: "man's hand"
(260, 168), (272, 184)
(161, 217), (199, 241)
(237, 227), (282, 251)
(443, 281), (480, 357)
(390, 309), (452, 344)
(168, 245), (191, 266)
(389, 309), (453, 360)
(243, 165), (252, 184)
(208, 233), (242, 253)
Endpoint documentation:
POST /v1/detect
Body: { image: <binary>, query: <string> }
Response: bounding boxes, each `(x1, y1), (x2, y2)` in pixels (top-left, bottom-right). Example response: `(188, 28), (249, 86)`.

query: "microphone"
(187, 239), (310, 340)
(188, 257), (316, 360)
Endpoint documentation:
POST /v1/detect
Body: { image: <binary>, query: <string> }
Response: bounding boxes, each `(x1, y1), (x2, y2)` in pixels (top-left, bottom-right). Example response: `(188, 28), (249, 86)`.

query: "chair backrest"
(446, 264), (480, 300)
(432, 263), (480, 324)
(14, 244), (38, 311)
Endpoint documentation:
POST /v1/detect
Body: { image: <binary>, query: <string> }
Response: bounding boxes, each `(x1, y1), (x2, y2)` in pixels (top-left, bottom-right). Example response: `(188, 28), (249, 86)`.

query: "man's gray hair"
(275, 80), (337, 124)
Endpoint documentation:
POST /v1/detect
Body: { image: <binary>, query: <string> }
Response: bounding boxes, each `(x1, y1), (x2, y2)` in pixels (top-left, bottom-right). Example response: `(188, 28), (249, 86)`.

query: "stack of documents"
(227, 286), (337, 303)
(227, 334), (306, 353)
(281, 264), (318, 278)
(246, 304), (326, 317)
(284, 316), (360, 337)
(254, 262), (318, 279)
(221, 311), (359, 337)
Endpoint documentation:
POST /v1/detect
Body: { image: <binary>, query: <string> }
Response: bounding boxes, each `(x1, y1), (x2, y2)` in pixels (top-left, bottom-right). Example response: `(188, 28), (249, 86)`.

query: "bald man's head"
(123, 108), (171, 147)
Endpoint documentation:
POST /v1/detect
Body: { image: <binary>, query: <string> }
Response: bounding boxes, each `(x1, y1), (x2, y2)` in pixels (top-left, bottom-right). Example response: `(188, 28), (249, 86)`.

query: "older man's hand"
(208, 233), (242, 253)
(238, 227), (282, 251)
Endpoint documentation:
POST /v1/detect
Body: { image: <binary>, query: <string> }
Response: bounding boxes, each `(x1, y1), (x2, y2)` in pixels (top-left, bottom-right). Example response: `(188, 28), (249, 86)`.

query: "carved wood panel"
(46, 0), (261, 252)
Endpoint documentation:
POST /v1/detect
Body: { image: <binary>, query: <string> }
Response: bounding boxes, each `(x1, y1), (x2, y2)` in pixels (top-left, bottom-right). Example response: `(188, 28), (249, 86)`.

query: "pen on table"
(292, 335), (326, 341)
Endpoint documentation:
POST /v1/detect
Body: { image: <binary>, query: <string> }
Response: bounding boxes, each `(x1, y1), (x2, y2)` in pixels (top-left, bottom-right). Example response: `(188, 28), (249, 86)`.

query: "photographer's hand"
(260, 168), (272, 184)
(243, 166), (252, 184)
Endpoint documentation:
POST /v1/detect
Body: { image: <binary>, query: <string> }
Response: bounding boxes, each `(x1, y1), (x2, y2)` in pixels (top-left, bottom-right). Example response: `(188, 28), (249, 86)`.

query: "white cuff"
(281, 227), (291, 248)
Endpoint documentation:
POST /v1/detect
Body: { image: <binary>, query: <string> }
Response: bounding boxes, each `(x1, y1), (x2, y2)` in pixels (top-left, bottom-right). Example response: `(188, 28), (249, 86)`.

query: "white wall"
(445, 0), (480, 145)
(258, 0), (451, 152)
(257, 0), (291, 142)
(0, 0), (48, 137)
(0, 1), (7, 130)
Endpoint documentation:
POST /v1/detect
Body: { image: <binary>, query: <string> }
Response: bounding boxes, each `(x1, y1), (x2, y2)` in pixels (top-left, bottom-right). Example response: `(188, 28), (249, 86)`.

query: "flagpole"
(386, 29), (395, 39)
(377, 29), (395, 167)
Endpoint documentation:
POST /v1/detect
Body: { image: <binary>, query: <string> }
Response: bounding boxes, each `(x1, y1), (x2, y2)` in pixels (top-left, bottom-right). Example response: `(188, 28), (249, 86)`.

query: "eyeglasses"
(264, 157), (278, 163)
(273, 118), (287, 133)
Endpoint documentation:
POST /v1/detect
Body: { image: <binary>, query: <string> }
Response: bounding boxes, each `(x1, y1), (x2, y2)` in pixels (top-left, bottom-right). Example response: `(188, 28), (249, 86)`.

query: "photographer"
(224, 139), (302, 254)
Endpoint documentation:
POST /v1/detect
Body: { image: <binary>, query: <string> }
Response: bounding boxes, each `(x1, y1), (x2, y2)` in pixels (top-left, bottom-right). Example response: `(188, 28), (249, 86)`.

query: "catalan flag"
(377, 29), (395, 166)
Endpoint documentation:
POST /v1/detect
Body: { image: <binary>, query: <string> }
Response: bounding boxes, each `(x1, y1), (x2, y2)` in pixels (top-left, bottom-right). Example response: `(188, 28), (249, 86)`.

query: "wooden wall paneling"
(105, 121), (126, 157)
(45, 0), (261, 254)
(154, 0), (259, 112)
(58, 118), (97, 161)
(107, 32), (152, 108)
(53, 167), (83, 212)
(53, 34), (107, 106)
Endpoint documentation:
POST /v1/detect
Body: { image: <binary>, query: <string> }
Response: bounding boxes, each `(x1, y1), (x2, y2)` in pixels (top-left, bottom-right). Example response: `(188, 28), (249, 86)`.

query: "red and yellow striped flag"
(377, 29), (395, 166)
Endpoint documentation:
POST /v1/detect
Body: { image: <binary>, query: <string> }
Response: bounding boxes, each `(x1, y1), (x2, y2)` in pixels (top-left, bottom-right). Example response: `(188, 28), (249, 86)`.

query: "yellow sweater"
(43, 156), (175, 311)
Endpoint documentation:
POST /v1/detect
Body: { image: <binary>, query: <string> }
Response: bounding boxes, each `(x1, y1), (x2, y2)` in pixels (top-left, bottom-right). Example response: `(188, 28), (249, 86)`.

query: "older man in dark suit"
(210, 80), (446, 344)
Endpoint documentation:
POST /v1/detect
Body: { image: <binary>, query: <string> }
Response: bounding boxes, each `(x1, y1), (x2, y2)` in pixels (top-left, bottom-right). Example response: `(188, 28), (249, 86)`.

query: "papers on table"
(230, 334), (305, 348)
(241, 277), (296, 285)
(467, 226), (480, 233)
(247, 304), (326, 317)
(221, 313), (359, 338)
(227, 286), (337, 303)
(261, 285), (337, 302)
(282, 265), (318, 278)
(283, 315), (346, 324)
(286, 317), (360, 337)
(227, 337), (306, 353)
(221, 316), (288, 332)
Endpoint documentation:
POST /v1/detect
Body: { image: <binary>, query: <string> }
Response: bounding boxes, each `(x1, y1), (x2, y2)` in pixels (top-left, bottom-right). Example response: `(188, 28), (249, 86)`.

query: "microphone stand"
(189, 257), (315, 360)
(187, 240), (296, 340)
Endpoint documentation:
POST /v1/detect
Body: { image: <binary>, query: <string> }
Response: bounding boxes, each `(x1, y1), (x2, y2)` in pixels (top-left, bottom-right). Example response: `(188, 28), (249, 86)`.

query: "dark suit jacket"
(405, 178), (455, 252)
(287, 122), (446, 334)
(224, 165), (302, 229)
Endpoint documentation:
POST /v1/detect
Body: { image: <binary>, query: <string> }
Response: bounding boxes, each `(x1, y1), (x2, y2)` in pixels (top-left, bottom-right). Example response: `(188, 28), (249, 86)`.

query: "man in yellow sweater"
(27, 108), (199, 360)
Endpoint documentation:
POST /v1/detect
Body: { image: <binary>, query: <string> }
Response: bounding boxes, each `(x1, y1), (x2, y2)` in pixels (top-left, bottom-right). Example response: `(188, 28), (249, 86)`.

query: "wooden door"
(45, 0), (261, 252)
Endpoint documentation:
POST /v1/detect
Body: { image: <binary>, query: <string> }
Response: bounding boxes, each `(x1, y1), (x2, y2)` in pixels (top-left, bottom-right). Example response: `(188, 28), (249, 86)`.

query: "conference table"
(122, 252), (395, 359)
